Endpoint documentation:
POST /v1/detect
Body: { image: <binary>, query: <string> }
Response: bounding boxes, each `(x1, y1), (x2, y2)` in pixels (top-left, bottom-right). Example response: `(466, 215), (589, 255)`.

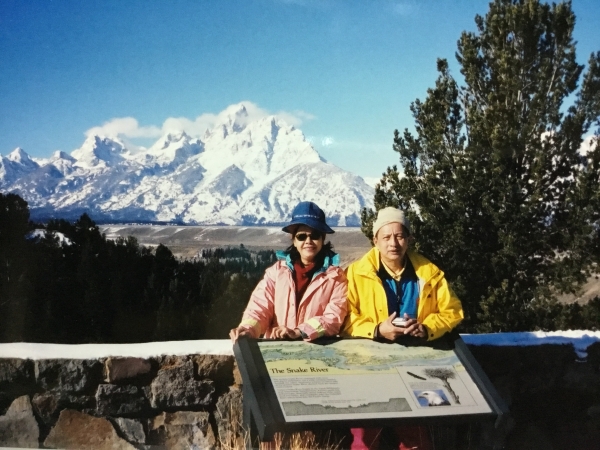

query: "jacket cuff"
(421, 319), (439, 341)
(373, 323), (380, 340)
(295, 328), (308, 339)
(299, 318), (325, 341)
(239, 318), (260, 338)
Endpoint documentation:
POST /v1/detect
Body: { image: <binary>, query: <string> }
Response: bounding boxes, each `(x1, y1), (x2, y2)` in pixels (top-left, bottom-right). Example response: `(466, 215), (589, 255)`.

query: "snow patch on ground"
(0, 340), (233, 360)
(1, 331), (599, 360)
(462, 330), (600, 359)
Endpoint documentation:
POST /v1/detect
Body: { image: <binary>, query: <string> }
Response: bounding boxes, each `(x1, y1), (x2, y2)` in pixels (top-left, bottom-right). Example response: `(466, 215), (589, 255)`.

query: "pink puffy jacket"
(238, 253), (348, 341)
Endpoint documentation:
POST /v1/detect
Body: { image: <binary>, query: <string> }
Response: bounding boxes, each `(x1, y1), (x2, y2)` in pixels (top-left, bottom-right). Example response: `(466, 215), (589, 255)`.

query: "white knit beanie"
(372, 207), (411, 237)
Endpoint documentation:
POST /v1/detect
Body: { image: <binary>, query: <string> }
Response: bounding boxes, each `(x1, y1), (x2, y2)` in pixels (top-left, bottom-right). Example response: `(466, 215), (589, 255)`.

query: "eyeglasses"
(295, 232), (322, 242)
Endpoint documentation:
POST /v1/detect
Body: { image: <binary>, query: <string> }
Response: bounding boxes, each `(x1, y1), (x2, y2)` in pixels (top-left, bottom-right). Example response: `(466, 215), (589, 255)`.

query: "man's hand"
(378, 313), (428, 341)
(377, 312), (407, 341)
(271, 326), (302, 340)
(402, 315), (428, 339)
(229, 327), (251, 343)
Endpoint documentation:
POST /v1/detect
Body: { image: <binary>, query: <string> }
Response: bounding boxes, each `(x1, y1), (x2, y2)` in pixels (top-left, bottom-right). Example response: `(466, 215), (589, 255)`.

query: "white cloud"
(85, 117), (162, 139)
(159, 101), (315, 135)
(321, 136), (335, 147)
(84, 102), (316, 141)
(276, 110), (317, 127)
(161, 113), (218, 136)
(213, 101), (270, 128)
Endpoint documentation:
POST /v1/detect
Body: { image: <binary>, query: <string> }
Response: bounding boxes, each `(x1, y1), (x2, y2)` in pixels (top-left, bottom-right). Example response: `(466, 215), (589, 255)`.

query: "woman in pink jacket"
(230, 201), (348, 342)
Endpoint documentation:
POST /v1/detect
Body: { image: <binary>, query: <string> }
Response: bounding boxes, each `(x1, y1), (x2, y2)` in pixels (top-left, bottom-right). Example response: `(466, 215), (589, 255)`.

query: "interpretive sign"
(233, 335), (507, 442)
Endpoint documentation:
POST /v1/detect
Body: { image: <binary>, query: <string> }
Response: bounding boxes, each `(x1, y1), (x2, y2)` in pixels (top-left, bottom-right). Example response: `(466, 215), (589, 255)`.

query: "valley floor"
(100, 224), (598, 303)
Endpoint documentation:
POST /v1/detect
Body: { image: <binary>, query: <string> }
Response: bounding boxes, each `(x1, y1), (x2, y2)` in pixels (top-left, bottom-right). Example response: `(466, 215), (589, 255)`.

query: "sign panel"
(233, 336), (507, 442)
(258, 339), (492, 423)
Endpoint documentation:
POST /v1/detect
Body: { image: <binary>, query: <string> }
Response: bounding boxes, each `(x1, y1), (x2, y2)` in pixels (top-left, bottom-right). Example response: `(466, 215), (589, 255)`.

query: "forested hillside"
(1, 190), (599, 344)
(0, 193), (276, 343)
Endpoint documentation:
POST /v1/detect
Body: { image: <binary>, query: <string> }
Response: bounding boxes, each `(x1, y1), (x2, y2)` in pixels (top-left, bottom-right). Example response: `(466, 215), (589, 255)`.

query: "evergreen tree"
(0, 193), (33, 340)
(365, 0), (600, 332)
(1, 194), (280, 342)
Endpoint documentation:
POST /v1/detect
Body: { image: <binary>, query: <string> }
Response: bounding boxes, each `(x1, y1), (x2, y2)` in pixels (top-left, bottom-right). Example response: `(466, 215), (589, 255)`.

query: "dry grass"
(266, 430), (343, 450)
(217, 403), (249, 450)
(216, 406), (474, 449)
(217, 404), (343, 450)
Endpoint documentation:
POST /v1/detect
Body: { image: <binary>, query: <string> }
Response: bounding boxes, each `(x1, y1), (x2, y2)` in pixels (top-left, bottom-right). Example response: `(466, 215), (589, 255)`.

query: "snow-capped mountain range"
(0, 104), (374, 226)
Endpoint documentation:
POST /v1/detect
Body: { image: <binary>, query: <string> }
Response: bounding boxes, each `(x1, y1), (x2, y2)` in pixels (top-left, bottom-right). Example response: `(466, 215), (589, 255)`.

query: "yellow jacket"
(341, 247), (463, 341)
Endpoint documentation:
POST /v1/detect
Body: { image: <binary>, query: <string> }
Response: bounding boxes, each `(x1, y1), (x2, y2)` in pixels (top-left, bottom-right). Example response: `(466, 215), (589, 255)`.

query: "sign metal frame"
(233, 333), (508, 443)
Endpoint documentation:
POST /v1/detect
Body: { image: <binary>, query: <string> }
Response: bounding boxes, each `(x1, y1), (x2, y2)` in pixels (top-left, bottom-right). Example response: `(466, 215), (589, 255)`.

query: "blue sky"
(1, 0), (599, 180)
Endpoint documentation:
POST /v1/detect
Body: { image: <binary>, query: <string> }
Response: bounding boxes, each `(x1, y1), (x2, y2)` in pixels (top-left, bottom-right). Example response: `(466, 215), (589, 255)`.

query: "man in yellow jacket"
(342, 207), (463, 449)
(342, 206), (463, 342)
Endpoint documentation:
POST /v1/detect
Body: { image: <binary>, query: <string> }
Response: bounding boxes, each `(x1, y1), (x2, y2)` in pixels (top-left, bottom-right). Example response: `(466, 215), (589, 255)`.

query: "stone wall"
(0, 341), (599, 449)
(469, 342), (600, 450)
(0, 354), (243, 449)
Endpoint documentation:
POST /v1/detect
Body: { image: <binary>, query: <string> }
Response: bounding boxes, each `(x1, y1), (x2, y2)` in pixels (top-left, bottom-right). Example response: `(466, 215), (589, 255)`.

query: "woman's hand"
(271, 326), (302, 340)
(229, 327), (251, 343)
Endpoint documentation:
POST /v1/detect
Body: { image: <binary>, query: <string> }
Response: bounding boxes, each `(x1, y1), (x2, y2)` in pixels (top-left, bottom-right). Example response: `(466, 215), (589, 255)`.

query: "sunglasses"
(295, 232), (323, 242)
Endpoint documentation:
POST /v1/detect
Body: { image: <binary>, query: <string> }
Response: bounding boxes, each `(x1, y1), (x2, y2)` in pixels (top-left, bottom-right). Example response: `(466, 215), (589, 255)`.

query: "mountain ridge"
(1, 104), (374, 226)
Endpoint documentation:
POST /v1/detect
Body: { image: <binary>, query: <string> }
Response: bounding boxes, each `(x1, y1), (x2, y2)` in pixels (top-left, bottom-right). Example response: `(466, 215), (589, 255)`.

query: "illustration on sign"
(258, 339), (492, 422)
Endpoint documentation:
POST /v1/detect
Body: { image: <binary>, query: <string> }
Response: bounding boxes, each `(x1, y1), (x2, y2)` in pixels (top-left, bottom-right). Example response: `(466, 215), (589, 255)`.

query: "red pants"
(350, 426), (432, 450)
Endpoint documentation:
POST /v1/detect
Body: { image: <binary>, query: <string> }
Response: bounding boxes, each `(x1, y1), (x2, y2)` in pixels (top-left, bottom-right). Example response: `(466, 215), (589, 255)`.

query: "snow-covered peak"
(247, 115), (320, 171)
(47, 150), (77, 175)
(138, 131), (203, 167)
(362, 176), (381, 189)
(7, 147), (27, 161)
(50, 150), (76, 163)
(204, 103), (251, 142)
(71, 135), (128, 169)
(2, 104), (374, 226)
(7, 147), (38, 169)
(149, 131), (191, 152)
(0, 147), (40, 187)
(197, 111), (320, 185)
(32, 157), (49, 166)
(216, 103), (249, 132)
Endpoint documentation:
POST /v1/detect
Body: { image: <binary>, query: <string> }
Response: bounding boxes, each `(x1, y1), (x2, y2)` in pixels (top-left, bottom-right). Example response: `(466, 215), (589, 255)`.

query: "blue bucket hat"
(282, 201), (335, 234)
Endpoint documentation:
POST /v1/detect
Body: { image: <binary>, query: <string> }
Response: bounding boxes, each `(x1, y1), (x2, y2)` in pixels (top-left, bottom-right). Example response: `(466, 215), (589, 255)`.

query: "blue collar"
(276, 250), (340, 278)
